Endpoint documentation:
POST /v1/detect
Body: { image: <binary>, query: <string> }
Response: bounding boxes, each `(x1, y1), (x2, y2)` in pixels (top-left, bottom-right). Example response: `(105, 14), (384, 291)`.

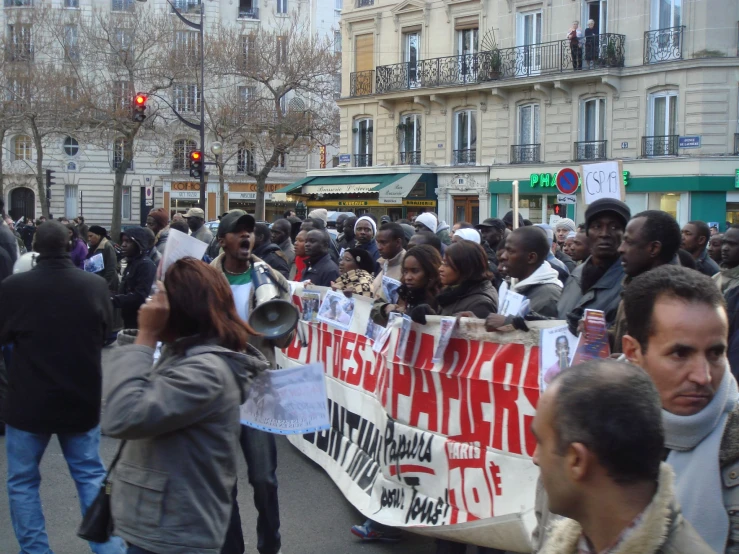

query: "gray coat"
(516, 282), (562, 318)
(102, 342), (268, 554)
(557, 256), (625, 327)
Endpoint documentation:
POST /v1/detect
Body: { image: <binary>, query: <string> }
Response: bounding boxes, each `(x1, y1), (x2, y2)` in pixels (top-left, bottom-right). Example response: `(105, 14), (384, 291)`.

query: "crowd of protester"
(1, 196), (738, 554)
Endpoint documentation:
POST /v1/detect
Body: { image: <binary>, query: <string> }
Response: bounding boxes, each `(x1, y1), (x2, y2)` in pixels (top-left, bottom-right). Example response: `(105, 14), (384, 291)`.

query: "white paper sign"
(161, 228), (208, 277)
(581, 160), (624, 205)
(84, 253), (104, 273)
(240, 363), (330, 435)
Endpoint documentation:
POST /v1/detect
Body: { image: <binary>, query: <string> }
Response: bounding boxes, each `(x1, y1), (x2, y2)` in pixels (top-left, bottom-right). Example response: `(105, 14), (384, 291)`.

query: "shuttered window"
(355, 34), (374, 72)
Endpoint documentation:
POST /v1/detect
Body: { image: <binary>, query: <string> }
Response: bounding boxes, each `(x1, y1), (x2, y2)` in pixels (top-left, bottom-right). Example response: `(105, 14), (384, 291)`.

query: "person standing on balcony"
(584, 19), (598, 69)
(567, 21), (583, 70)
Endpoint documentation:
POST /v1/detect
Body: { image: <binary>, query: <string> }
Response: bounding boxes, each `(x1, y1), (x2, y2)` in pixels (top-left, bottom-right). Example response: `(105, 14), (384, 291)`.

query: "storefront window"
(659, 193), (679, 220)
(727, 203), (739, 226)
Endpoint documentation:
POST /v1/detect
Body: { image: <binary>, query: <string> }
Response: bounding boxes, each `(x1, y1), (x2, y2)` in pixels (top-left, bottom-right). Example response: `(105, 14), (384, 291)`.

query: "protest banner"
(581, 160), (625, 205)
(276, 284), (562, 552)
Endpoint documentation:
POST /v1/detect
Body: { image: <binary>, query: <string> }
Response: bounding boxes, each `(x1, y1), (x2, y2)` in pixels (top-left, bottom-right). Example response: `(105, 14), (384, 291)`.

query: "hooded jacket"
(511, 261), (563, 318)
(103, 341), (268, 554)
(113, 227), (157, 329)
(539, 464), (713, 554)
(252, 241), (289, 279)
(87, 237), (119, 292)
(438, 279), (498, 319)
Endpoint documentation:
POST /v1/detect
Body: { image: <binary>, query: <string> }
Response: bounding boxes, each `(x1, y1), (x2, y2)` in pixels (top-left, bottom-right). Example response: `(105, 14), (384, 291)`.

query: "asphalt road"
(0, 433), (440, 554)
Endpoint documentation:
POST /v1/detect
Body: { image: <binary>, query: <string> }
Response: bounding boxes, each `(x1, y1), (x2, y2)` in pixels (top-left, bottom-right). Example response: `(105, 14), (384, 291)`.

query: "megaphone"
(248, 261), (299, 339)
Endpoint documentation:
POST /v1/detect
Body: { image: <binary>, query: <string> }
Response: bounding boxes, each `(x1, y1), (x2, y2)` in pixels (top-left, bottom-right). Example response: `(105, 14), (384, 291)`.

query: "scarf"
(294, 255), (308, 281)
(511, 261), (562, 293)
(333, 269), (374, 298)
(716, 264), (739, 294)
(662, 369), (739, 552)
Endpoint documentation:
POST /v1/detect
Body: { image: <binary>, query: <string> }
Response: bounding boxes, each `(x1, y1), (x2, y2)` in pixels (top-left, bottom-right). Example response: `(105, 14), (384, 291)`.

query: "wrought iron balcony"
(350, 70), (374, 97)
(5, 47), (34, 62)
(238, 6), (259, 19)
(354, 153), (372, 167)
(574, 140), (607, 161)
(734, 133), (739, 155)
(642, 135), (679, 157)
(452, 149), (476, 165)
(511, 144), (541, 164)
(398, 150), (421, 165)
(370, 33), (625, 95)
(644, 27), (684, 64)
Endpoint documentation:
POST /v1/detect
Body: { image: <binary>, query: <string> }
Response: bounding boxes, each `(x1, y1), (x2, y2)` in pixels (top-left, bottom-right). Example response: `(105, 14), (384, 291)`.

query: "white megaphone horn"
(248, 261), (299, 339)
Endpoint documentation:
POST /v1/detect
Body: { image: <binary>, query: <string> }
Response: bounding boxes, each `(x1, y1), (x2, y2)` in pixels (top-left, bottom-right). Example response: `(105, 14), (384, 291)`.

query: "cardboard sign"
(580, 160), (625, 205)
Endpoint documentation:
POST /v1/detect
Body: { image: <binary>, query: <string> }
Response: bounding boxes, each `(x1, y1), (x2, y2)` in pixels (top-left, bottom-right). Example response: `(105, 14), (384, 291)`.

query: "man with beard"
(681, 220), (719, 277)
(568, 230), (590, 263)
(557, 198), (630, 332)
(303, 229), (340, 287)
(621, 266), (739, 553)
(211, 211), (294, 554)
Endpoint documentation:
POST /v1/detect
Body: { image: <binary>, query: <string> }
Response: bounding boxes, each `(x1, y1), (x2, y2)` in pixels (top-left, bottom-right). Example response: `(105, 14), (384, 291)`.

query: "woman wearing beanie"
(86, 225), (119, 291)
(331, 247), (375, 297)
(554, 218), (577, 247)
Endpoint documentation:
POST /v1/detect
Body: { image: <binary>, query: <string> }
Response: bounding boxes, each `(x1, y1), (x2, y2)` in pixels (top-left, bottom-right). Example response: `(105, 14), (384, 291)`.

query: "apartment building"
(1, 0), (340, 226)
(284, 0), (739, 227)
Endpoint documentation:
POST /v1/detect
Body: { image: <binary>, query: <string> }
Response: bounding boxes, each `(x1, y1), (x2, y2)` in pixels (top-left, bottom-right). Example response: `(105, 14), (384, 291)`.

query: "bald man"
(271, 219), (295, 266)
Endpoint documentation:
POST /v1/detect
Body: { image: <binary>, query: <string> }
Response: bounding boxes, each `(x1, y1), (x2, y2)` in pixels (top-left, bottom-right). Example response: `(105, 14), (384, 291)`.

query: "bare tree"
(209, 13), (340, 220)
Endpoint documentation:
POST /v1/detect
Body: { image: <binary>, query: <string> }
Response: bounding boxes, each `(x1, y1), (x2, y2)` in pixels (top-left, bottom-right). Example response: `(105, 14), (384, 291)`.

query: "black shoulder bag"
(77, 441), (126, 543)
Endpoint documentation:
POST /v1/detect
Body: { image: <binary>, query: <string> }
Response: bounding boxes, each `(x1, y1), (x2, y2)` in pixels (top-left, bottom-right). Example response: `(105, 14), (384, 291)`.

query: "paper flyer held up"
(161, 228), (208, 277)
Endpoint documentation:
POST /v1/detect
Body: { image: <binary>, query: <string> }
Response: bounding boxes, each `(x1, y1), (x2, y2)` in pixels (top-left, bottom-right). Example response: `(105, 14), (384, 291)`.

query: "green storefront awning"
(274, 176), (316, 194)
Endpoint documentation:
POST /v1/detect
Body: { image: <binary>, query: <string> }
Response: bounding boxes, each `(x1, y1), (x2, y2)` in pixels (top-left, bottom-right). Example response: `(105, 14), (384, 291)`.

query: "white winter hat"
(453, 228), (481, 244)
(415, 212), (438, 233)
(308, 208), (328, 224)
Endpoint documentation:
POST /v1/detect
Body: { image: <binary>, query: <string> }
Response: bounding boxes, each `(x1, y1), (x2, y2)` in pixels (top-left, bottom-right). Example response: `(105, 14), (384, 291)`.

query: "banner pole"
(511, 180), (519, 287)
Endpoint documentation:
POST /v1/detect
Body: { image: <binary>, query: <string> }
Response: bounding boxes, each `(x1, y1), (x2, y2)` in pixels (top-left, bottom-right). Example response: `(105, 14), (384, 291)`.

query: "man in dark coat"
(0, 221), (125, 554)
(303, 230), (339, 287)
(112, 226), (157, 329)
(252, 223), (289, 279)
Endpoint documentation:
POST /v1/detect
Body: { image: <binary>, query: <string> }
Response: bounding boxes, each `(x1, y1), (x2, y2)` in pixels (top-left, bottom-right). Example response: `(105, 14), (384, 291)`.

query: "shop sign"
(170, 191), (200, 199)
(319, 146), (327, 169)
(530, 171), (630, 188)
(230, 192), (274, 201)
(678, 136), (701, 149)
(309, 199), (436, 208)
(735, 169), (739, 189)
(337, 200), (370, 206)
(228, 183), (284, 193)
(171, 181), (201, 191)
(404, 200), (436, 207)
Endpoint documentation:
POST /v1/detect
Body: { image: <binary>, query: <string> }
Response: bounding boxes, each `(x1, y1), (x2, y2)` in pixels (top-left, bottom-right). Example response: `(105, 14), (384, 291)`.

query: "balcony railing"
(5, 47), (34, 62)
(642, 135), (679, 157)
(356, 0), (372, 6)
(734, 133), (739, 155)
(511, 144), (541, 164)
(574, 140), (607, 161)
(644, 26), (684, 64)
(354, 153), (372, 167)
(350, 70), (374, 96)
(369, 33), (625, 96)
(398, 150), (421, 165)
(452, 149), (476, 165)
(238, 6), (259, 19)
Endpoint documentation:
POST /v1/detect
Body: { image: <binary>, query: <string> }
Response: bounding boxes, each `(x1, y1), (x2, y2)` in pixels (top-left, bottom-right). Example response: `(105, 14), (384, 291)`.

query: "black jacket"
(87, 238), (119, 292)
(696, 249), (720, 277)
(0, 255), (113, 433)
(252, 242), (290, 279)
(303, 253), (340, 287)
(0, 222), (17, 264)
(113, 253), (157, 329)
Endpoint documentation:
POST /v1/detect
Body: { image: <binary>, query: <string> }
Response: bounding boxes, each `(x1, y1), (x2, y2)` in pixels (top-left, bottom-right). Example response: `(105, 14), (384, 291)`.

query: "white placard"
(161, 228), (209, 276)
(580, 160), (624, 205)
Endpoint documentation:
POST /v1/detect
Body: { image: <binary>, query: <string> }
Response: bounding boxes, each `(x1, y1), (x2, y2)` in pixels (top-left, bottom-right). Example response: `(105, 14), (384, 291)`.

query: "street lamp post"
(211, 141), (225, 215)
(136, 0), (206, 211)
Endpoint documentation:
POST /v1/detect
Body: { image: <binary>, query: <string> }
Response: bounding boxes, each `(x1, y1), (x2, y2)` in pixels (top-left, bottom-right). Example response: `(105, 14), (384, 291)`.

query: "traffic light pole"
(198, 2), (206, 212)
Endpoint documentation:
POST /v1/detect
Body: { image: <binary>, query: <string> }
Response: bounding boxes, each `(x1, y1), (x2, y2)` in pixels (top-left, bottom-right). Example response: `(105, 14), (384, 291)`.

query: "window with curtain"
(649, 91), (677, 136)
(453, 110), (476, 164)
(398, 113), (421, 164)
(173, 139), (197, 170)
(354, 118), (373, 166)
(237, 143), (256, 173)
(65, 185), (78, 219)
(122, 186), (131, 219)
(518, 104), (540, 144)
(581, 98), (605, 141)
(14, 135), (32, 161)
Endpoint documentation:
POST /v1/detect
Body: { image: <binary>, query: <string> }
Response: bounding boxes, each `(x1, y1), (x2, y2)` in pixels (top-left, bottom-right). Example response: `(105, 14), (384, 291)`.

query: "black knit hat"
(585, 198), (631, 230)
(88, 225), (107, 237)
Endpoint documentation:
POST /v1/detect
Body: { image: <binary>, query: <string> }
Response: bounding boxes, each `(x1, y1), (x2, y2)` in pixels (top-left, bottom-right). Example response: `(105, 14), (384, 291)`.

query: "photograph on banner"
(497, 282), (530, 317)
(581, 160), (625, 205)
(365, 318), (382, 342)
(432, 317), (456, 363)
(300, 290), (322, 322)
(240, 362), (330, 435)
(395, 314), (412, 360)
(382, 275), (402, 304)
(161, 228), (208, 276)
(317, 290), (355, 330)
(540, 325), (578, 392)
(84, 253), (104, 273)
(571, 309), (610, 365)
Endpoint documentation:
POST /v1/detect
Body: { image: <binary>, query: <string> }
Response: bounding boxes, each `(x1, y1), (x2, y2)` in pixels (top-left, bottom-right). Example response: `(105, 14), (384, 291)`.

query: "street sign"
(556, 167), (579, 195)
(338, 154), (351, 164)
(679, 136), (701, 149)
(145, 185), (154, 207)
(621, 142), (628, 149)
(557, 194), (577, 204)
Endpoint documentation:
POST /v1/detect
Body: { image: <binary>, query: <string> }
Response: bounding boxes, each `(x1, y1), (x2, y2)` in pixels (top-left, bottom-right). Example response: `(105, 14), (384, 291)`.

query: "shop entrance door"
(453, 196), (479, 224)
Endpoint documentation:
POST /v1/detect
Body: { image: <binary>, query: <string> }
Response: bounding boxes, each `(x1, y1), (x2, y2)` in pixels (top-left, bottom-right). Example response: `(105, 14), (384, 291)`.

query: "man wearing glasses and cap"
(184, 207), (213, 245)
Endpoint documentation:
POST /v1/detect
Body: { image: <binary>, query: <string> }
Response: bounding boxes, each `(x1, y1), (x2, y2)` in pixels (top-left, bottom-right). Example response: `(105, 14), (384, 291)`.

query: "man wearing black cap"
(502, 210), (524, 231)
(211, 210), (293, 554)
(557, 198), (630, 332)
(112, 226), (157, 329)
(475, 218), (506, 255)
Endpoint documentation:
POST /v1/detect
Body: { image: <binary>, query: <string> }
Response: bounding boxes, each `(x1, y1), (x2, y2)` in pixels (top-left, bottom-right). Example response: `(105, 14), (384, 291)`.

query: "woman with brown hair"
(102, 258), (268, 554)
(437, 240), (498, 318)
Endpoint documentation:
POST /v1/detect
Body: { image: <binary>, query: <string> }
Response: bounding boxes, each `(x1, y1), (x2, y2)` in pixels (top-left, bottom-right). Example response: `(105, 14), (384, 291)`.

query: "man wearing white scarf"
(622, 265), (739, 553)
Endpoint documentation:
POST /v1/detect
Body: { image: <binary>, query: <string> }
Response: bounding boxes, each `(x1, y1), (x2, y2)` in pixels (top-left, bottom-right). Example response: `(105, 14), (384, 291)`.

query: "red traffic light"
(190, 151), (202, 161)
(135, 93), (147, 105)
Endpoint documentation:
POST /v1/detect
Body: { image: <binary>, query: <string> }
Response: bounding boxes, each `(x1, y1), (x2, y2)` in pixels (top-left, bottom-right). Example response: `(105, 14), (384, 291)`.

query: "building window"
(645, 91), (678, 156)
(277, 0), (287, 14)
(14, 135), (32, 161)
(240, 35), (255, 69)
(112, 80), (133, 112)
(513, 104), (540, 163)
(334, 31), (341, 55)
(276, 36), (288, 65)
(516, 10), (542, 75)
(4, 0), (33, 6)
(237, 143), (256, 173)
(7, 78), (30, 110)
(64, 0), (79, 8)
(239, 0), (258, 19)
(275, 152), (286, 169)
(112, 28), (133, 64)
(353, 118), (373, 167)
(64, 24), (79, 61)
(403, 31), (420, 87)
(453, 110), (476, 165)
(576, 98), (606, 160)
(122, 186), (131, 220)
(335, 0), (341, 10)
(173, 138), (196, 170)
(173, 83), (201, 113)
(65, 185), (78, 219)
(111, 0), (134, 11)
(113, 137), (133, 170)
(63, 136), (79, 157)
(398, 113), (421, 165)
(651, 0), (681, 30)
(171, 0), (200, 13)
(175, 30), (199, 59)
(7, 23), (33, 62)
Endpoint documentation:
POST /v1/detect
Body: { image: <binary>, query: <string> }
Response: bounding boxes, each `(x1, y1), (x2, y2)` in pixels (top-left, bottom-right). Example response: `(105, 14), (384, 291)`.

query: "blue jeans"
(6, 425), (126, 554)
(221, 426), (281, 554)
